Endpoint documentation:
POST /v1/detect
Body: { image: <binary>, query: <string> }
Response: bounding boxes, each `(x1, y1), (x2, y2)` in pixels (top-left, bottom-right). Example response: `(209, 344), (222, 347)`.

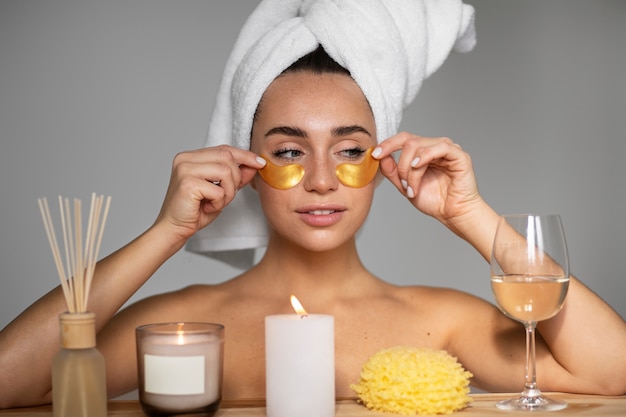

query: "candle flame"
(176, 323), (184, 345)
(290, 294), (308, 317)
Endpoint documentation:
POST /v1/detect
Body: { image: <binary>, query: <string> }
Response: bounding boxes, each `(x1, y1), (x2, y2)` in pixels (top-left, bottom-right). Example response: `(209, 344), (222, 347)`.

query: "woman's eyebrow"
(332, 125), (372, 137)
(265, 126), (307, 138)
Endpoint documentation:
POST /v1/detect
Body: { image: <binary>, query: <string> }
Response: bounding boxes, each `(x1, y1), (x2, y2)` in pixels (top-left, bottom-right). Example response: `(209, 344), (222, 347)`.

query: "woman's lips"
(296, 205), (346, 227)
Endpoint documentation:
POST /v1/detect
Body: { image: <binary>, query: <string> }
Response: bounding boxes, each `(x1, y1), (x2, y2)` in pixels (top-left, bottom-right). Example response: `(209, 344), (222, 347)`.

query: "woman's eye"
(339, 147), (366, 160)
(272, 148), (303, 160)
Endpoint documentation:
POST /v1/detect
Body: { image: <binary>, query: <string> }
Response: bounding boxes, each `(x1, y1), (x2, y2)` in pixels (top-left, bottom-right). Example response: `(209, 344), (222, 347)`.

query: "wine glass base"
(496, 393), (567, 411)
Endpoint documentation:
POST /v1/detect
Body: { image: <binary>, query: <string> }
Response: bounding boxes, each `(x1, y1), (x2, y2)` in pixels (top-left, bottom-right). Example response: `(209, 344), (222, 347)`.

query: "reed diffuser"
(38, 193), (111, 417)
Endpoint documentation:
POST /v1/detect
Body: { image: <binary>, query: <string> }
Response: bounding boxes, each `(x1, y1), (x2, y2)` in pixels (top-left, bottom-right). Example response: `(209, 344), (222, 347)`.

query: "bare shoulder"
(374, 283), (507, 344)
(384, 283), (493, 314)
(99, 280), (236, 339)
(406, 284), (505, 327)
(130, 280), (249, 321)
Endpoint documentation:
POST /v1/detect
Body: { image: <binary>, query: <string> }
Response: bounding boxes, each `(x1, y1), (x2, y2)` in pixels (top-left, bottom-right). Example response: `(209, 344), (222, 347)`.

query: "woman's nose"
(302, 154), (339, 193)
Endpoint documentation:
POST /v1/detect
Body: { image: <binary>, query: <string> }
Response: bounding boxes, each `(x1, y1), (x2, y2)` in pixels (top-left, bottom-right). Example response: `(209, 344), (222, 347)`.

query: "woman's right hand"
(154, 145), (266, 243)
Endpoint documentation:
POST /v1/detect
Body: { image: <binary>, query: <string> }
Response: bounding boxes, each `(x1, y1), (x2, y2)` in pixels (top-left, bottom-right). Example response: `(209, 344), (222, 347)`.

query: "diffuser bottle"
(52, 312), (107, 417)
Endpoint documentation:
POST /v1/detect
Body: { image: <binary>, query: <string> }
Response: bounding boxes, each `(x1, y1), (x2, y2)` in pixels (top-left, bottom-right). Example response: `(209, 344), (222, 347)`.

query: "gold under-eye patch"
(258, 147), (379, 189)
(336, 147), (379, 188)
(258, 159), (305, 190)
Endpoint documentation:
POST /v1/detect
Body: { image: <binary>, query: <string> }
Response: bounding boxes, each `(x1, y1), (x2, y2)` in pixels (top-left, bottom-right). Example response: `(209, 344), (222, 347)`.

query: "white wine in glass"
(490, 214), (570, 411)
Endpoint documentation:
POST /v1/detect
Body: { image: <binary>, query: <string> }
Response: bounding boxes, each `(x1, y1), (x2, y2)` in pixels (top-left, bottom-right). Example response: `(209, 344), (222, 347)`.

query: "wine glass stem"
(523, 322), (540, 396)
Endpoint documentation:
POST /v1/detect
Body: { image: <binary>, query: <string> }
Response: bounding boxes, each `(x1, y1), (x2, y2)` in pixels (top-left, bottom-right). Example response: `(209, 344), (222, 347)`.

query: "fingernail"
(256, 156), (267, 167)
(372, 147), (383, 158)
(410, 157), (420, 168)
(401, 179), (408, 190)
(407, 186), (415, 199)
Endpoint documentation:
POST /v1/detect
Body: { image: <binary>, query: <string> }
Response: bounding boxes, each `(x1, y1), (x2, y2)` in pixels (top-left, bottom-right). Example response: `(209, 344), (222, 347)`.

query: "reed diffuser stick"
(38, 193), (111, 313)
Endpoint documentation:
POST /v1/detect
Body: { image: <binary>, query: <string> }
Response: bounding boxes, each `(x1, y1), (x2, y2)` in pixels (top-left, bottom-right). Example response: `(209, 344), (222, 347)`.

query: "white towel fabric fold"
(186, 0), (476, 269)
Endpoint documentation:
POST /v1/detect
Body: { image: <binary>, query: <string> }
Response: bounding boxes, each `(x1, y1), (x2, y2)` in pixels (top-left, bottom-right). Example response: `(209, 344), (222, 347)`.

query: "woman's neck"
(251, 233), (372, 302)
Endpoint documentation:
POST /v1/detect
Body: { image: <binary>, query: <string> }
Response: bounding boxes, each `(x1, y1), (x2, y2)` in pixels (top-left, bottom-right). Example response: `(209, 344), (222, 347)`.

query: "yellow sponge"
(351, 346), (473, 415)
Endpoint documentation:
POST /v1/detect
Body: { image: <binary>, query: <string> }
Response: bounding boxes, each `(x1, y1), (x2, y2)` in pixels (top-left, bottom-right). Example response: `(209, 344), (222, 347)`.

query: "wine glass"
(490, 214), (570, 411)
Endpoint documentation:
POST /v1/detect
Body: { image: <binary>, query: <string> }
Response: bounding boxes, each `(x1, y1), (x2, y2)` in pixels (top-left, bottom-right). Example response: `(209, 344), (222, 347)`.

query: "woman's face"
(250, 71), (377, 252)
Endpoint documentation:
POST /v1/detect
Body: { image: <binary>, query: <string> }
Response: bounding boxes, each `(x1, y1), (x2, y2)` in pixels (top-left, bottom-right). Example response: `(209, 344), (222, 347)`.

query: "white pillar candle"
(265, 312), (335, 417)
(136, 322), (223, 415)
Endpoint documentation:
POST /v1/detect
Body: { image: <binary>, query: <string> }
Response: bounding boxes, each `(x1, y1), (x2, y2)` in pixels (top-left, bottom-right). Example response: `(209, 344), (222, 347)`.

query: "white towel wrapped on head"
(186, 0), (476, 268)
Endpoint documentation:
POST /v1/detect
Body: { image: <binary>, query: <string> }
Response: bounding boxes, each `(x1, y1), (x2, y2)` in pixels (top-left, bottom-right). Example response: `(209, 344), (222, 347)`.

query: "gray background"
(1, 0), (624, 333)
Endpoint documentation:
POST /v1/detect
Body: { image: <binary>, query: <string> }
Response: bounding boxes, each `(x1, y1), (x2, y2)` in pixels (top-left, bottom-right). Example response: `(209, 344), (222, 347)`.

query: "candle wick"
(299, 314), (308, 319)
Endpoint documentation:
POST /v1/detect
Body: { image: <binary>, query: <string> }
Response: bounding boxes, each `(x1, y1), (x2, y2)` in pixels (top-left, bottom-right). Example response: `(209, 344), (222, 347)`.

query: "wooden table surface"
(1, 393), (624, 416)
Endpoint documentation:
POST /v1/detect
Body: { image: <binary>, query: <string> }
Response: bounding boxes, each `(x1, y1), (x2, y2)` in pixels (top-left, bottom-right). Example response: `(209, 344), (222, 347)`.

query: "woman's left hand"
(373, 132), (483, 226)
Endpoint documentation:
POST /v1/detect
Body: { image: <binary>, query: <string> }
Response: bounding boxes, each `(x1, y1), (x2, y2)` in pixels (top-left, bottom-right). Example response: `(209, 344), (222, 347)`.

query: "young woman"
(1, 46), (625, 409)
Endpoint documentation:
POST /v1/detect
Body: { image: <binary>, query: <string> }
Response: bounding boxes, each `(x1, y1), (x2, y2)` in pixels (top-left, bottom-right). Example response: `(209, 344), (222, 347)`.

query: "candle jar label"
(144, 354), (205, 395)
